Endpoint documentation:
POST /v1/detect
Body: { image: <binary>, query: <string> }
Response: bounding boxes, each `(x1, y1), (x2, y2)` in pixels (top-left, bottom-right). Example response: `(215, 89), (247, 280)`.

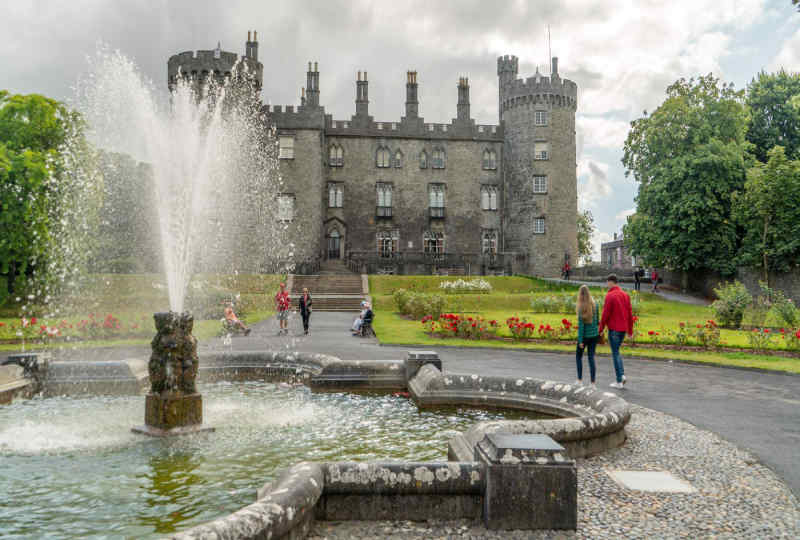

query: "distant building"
(167, 34), (579, 275)
(600, 232), (635, 271)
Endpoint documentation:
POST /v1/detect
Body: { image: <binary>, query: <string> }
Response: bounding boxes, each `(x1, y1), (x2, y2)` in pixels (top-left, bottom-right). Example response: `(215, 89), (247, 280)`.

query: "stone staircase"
(290, 271), (366, 312)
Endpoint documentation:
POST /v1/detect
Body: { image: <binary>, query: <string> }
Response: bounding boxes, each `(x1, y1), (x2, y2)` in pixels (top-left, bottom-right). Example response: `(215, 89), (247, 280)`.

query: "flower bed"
(438, 279), (493, 294)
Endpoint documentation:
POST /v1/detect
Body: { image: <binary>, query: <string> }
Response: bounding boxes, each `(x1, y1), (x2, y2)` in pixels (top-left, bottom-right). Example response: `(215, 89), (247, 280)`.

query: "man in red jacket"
(599, 274), (633, 389)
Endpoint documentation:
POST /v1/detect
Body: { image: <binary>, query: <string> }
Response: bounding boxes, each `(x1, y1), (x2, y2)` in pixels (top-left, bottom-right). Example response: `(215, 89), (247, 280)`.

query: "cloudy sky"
(2, 0), (798, 258)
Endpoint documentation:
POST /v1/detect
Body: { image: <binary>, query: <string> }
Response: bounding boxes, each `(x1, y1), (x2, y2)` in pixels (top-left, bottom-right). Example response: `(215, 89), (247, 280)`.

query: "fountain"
(132, 311), (212, 436)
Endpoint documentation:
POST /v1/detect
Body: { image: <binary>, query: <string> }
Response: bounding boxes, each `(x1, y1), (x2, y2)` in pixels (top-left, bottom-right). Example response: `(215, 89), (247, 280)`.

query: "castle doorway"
(327, 230), (341, 259)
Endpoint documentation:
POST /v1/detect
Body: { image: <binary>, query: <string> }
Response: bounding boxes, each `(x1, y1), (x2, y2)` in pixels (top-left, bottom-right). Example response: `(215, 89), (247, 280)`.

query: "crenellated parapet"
(324, 116), (502, 141)
(498, 56), (577, 113)
(167, 32), (263, 91)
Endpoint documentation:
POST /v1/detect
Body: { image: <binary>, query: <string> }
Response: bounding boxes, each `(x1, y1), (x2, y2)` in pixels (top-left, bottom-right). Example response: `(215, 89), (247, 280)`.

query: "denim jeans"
(608, 330), (626, 383)
(575, 336), (598, 382)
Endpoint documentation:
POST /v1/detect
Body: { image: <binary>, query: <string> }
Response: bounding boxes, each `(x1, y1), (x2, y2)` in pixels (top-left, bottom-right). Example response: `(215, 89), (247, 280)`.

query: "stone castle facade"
(167, 33), (578, 276)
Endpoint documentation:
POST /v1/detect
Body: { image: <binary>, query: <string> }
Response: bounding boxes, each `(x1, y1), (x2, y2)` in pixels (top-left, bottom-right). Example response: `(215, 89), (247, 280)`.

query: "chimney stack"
(245, 30), (258, 61)
(457, 76), (470, 122)
(355, 69), (369, 117)
(405, 71), (419, 119)
(306, 61), (320, 107)
(551, 57), (559, 77)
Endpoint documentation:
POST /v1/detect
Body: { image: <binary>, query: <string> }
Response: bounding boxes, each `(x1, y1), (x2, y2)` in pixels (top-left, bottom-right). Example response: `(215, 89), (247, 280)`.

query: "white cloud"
(578, 159), (611, 210)
(770, 28), (800, 71)
(615, 208), (635, 222)
(577, 115), (630, 152)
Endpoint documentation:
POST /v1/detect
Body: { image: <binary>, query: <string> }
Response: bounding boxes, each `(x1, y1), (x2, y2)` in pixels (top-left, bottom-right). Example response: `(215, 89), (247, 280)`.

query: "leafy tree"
(0, 92), (100, 296)
(746, 70), (800, 162)
(576, 209), (595, 264)
(734, 146), (800, 280)
(622, 74), (751, 275)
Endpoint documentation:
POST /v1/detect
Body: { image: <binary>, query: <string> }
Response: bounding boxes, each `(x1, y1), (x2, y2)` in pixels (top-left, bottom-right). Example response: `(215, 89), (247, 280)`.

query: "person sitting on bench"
(224, 304), (251, 335)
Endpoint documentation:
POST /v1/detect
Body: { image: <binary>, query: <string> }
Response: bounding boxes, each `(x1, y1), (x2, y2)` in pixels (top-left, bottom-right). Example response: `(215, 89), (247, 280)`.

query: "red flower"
(697, 324), (702, 328)
(0, 322), (5, 327)
(679, 322), (685, 328)
(648, 330), (655, 335)
(764, 329), (770, 333)
(31, 317), (37, 324)
(780, 328), (785, 333)
(561, 318), (569, 326)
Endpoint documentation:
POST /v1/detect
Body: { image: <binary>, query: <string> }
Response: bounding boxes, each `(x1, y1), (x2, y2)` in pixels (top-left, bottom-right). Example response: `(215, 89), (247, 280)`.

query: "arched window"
(394, 150), (403, 168)
(481, 186), (497, 210)
(377, 229), (399, 258)
(329, 144), (343, 166)
(423, 231), (445, 257)
(432, 147), (446, 169)
(482, 229), (498, 255)
(376, 146), (391, 168)
(419, 150), (428, 169)
(482, 149), (497, 170)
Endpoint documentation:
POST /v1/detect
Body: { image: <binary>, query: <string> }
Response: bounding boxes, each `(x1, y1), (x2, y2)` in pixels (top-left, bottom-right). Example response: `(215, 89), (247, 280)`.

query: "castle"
(167, 32), (577, 276)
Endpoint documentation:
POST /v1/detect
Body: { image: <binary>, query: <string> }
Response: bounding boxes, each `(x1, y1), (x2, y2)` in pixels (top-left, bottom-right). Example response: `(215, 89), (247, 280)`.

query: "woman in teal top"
(576, 285), (599, 387)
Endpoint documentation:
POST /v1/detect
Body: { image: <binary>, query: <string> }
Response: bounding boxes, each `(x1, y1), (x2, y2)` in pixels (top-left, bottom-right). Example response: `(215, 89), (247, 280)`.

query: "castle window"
(423, 231), (445, 257)
(482, 229), (498, 255)
(376, 146), (391, 168)
(419, 150), (428, 169)
(535, 110), (548, 126)
(329, 144), (343, 166)
(393, 150), (403, 168)
(279, 136), (295, 159)
(391, 122), (397, 130)
(534, 217), (546, 234)
(376, 182), (393, 217)
(534, 142), (549, 161)
(429, 183), (445, 218)
(533, 175), (547, 193)
(377, 122), (383, 130)
(482, 149), (497, 170)
(278, 194), (295, 221)
(481, 186), (498, 211)
(328, 183), (343, 208)
(377, 229), (399, 258)
(432, 148), (446, 169)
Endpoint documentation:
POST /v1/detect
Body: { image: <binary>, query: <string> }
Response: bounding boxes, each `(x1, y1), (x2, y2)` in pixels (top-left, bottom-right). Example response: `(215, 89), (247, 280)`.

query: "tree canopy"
(622, 75), (751, 275)
(746, 70), (800, 162)
(734, 146), (800, 277)
(576, 209), (595, 264)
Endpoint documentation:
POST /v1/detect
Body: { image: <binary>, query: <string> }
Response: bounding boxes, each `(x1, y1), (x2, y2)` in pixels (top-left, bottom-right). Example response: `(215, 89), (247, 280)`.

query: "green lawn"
(0, 274), (283, 347)
(369, 275), (800, 374)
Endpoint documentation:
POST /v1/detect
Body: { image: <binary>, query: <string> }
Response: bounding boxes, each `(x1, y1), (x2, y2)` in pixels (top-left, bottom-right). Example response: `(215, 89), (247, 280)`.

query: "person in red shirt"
(275, 283), (291, 335)
(599, 274), (633, 389)
(562, 261), (571, 280)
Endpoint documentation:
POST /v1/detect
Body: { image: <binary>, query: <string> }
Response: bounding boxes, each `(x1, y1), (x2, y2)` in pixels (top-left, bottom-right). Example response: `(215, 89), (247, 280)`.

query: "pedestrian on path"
(599, 274), (634, 389)
(275, 282), (291, 335)
(651, 268), (659, 292)
(575, 285), (599, 388)
(634, 267), (642, 291)
(562, 261), (571, 280)
(298, 287), (312, 335)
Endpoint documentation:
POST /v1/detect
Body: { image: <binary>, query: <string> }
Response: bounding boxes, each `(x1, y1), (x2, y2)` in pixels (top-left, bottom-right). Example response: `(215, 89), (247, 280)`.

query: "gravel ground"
(308, 405), (800, 539)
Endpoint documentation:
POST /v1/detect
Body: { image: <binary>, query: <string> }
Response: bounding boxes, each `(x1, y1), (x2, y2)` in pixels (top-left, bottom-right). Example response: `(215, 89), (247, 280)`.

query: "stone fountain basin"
(16, 350), (630, 539)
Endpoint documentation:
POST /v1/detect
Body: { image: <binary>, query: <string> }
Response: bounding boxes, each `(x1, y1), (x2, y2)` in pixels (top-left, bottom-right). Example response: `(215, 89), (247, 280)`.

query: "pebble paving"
(308, 405), (800, 539)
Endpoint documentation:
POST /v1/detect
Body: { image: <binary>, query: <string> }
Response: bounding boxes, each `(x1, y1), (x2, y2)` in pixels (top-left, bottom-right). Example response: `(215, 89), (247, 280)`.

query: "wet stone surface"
(308, 405), (800, 539)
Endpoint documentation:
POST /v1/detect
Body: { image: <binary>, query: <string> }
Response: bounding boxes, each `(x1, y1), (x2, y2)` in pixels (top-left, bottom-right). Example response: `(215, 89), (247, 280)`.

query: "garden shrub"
(401, 291), (446, 320)
(747, 328), (773, 353)
(393, 288), (411, 313)
(771, 293), (798, 328)
(711, 281), (751, 328)
(695, 320), (721, 349)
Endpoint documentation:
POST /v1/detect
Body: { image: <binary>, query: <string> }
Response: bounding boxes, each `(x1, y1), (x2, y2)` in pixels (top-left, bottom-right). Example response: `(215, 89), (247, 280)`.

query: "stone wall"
(662, 267), (800, 304)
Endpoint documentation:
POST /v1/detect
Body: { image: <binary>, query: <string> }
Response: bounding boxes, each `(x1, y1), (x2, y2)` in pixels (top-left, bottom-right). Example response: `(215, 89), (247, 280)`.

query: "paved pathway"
(543, 277), (712, 306)
(202, 311), (800, 497)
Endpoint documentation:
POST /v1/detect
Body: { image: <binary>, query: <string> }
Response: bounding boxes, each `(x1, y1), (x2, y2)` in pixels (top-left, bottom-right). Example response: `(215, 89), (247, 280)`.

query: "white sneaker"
(609, 382), (623, 389)
(591, 383), (597, 390)
(622, 375), (627, 386)
(575, 379), (582, 386)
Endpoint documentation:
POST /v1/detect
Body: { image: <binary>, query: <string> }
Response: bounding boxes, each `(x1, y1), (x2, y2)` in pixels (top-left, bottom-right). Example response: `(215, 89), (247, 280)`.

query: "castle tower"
(499, 55), (578, 276)
(167, 32), (263, 92)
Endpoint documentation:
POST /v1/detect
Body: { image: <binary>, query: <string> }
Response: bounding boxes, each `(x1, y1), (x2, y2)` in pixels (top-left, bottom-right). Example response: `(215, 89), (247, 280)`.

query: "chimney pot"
(364, 71), (367, 81)
(308, 61), (312, 71)
(254, 31), (257, 41)
(314, 61), (318, 72)
(357, 70), (361, 81)
(248, 31), (251, 41)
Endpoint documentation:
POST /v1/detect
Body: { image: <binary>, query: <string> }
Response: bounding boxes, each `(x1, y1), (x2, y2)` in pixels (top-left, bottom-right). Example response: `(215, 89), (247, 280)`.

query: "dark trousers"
(576, 335), (598, 382)
(301, 312), (310, 333)
(634, 279), (640, 291)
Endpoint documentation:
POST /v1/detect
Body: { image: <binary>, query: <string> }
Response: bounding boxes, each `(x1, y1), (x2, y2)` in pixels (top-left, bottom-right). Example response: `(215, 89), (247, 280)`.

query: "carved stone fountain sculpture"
(132, 311), (213, 436)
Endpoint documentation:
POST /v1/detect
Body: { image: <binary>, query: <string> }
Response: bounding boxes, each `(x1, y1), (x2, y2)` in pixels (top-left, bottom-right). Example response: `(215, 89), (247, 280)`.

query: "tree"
(746, 70), (800, 162)
(576, 210), (595, 264)
(622, 75), (751, 275)
(0, 92), (100, 296)
(734, 146), (800, 281)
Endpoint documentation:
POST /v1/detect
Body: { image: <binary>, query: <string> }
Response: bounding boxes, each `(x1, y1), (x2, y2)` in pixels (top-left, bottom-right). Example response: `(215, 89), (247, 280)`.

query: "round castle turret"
(167, 31), (263, 92)
(499, 55), (578, 276)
